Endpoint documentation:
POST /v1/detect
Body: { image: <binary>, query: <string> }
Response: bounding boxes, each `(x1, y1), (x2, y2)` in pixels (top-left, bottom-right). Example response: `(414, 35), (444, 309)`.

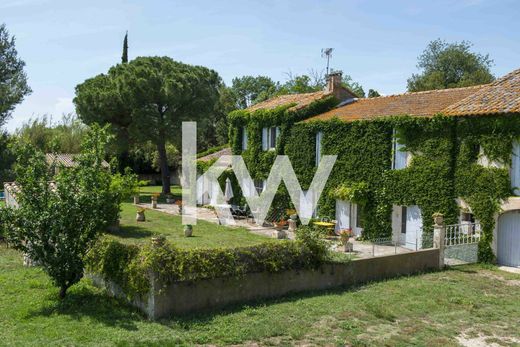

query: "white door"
(498, 211), (520, 267)
(405, 205), (423, 250)
(335, 200), (351, 232)
(351, 204), (363, 236)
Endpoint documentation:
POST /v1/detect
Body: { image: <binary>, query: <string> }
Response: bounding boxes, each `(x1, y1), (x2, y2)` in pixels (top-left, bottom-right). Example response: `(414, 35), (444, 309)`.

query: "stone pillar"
(151, 196), (158, 209)
(133, 195), (140, 205)
(288, 219), (297, 232)
(433, 213), (446, 269)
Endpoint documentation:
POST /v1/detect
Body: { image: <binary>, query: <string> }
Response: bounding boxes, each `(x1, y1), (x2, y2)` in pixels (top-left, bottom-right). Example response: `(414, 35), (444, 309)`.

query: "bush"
(86, 233), (328, 297)
(4, 125), (120, 298)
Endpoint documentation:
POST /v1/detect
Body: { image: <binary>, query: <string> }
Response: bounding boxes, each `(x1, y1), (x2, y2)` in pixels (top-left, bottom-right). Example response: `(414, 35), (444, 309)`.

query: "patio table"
(312, 221), (337, 236)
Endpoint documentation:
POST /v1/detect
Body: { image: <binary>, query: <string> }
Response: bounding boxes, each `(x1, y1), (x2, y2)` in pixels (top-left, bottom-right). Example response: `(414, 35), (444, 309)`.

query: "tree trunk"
(59, 285), (68, 299)
(157, 141), (171, 195)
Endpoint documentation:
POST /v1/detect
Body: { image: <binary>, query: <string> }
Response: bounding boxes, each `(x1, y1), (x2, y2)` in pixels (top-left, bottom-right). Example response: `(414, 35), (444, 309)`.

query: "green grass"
(109, 202), (273, 249)
(1, 245), (520, 346)
(136, 185), (183, 204)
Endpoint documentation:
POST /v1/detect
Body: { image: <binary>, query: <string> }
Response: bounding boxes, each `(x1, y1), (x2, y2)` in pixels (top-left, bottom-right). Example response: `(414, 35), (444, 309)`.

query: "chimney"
(325, 72), (356, 101)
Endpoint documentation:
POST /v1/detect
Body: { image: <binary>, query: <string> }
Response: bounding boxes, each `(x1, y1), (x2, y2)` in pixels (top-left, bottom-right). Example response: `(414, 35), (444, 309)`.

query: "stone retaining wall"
(92, 248), (440, 319)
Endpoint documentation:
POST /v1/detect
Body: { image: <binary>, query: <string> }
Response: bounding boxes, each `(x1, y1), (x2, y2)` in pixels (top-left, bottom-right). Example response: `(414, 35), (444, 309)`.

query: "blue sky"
(3, 0), (520, 132)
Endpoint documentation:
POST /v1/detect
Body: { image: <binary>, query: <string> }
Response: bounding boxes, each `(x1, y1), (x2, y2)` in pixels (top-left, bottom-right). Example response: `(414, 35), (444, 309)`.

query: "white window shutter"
(242, 127), (248, 150)
(512, 141), (520, 195)
(316, 131), (322, 166)
(392, 129), (409, 170)
(262, 128), (268, 151)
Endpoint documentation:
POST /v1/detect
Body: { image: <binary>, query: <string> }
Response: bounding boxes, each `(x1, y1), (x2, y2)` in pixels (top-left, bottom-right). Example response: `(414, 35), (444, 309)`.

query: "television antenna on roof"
(321, 48), (334, 76)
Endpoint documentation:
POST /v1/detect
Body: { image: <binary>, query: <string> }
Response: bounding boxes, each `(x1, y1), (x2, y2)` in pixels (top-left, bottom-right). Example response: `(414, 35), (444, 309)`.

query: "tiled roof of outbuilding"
(246, 91), (332, 112)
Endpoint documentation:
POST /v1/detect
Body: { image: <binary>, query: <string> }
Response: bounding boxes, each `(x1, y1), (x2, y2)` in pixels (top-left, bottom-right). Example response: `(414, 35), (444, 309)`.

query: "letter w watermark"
(181, 122), (336, 225)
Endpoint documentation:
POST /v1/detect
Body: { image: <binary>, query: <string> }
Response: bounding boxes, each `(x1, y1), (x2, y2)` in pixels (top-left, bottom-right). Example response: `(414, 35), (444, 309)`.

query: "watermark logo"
(181, 122), (336, 225)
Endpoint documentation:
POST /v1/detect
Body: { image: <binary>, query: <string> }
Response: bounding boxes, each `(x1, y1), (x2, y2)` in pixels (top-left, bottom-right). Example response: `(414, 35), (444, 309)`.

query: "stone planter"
(288, 219), (297, 232)
(151, 196), (158, 209)
(136, 210), (145, 222)
(151, 235), (166, 247)
(343, 241), (353, 253)
(273, 229), (287, 239)
(433, 213), (444, 226)
(184, 225), (193, 237)
(133, 195), (140, 205)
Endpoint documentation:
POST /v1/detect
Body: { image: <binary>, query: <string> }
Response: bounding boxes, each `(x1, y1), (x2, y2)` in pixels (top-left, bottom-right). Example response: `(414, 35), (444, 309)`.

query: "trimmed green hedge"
(85, 227), (327, 297)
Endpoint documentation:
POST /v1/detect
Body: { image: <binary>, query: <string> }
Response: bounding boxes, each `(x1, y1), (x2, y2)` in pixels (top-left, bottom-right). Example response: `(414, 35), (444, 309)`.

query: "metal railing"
(445, 222), (481, 246)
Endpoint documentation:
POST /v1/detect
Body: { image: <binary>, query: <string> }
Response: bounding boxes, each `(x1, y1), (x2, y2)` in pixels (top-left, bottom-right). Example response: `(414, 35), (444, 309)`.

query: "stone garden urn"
(151, 235), (166, 247)
(273, 229), (287, 239)
(343, 241), (353, 252)
(184, 224), (193, 237)
(151, 196), (158, 209)
(136, 209), (145, 222)
(133, 195), (140, 205)
(433, 213), (444, 226)
(288, 219), (297, 232)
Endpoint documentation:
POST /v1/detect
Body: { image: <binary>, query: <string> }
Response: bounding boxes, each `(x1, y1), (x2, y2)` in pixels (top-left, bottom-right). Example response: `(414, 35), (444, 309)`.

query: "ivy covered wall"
(228, 103), (520, 261)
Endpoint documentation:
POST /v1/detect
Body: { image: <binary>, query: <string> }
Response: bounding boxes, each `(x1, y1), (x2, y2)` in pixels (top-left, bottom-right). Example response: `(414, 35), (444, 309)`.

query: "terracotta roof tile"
(45, 153), (109, 168)
(197, 147), (232, 162)
(246, 90), (331, 112)
(305, 85), (485, 122)
(443, 68), (520, 116)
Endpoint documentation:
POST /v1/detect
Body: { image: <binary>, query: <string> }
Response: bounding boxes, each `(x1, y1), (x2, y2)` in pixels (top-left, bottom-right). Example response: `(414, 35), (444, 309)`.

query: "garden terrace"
(111, 201), (274, 248)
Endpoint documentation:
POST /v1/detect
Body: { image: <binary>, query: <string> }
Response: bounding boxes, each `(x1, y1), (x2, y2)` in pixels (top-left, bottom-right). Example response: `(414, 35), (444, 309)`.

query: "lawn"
(1, 245), (519, 346)
(136, 185), (182, 204)
(109, 202), (273, 249)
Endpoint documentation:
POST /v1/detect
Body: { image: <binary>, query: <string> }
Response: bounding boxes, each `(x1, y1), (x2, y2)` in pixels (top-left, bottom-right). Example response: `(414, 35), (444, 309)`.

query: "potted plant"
(175, 200), (184, 215)
(432, 212), (444, 225)
(286, 209), (298, 221)
(184, 224), (193, 237)
(151, 193), (160, 209)
(136, 207), (146, 222)
(273, 219), (287, 239)
(339, 228), (354, 252)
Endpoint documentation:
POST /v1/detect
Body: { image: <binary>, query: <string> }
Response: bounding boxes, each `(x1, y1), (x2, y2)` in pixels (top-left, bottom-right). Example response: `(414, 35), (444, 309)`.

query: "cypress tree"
(121, 31), (128, 64)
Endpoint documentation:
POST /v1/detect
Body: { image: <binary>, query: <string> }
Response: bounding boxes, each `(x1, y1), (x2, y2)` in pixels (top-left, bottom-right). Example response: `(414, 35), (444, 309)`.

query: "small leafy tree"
(3, 125), (120, 298)
(407, 39), (495, 92)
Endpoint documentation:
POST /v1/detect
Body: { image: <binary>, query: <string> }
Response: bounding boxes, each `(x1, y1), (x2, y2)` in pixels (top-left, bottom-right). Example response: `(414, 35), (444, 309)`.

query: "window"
(315, 131), (323, 166)
(392, 128), (409, 170)
(242, 127), (248, 150)
(461, 212), (475, 223)
(254, 180), (265, 194)
(262, 127), (280, 150)
(401, 206), (407, 234)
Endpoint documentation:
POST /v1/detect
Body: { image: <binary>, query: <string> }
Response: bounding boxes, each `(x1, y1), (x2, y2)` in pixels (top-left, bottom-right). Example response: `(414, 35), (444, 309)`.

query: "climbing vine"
(229, 106), (520, 262)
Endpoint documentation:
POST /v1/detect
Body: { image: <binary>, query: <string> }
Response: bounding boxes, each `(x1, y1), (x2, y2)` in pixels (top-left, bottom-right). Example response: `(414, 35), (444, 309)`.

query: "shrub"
(4, 125), (120, 298)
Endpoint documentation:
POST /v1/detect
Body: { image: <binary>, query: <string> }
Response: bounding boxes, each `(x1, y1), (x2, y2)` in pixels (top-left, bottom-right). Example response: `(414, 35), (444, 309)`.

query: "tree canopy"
(0, 23), (31, 127)
(230, 75), (278, 109)
(407, 39), (495, 92)
(74, 56), (222, 194)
